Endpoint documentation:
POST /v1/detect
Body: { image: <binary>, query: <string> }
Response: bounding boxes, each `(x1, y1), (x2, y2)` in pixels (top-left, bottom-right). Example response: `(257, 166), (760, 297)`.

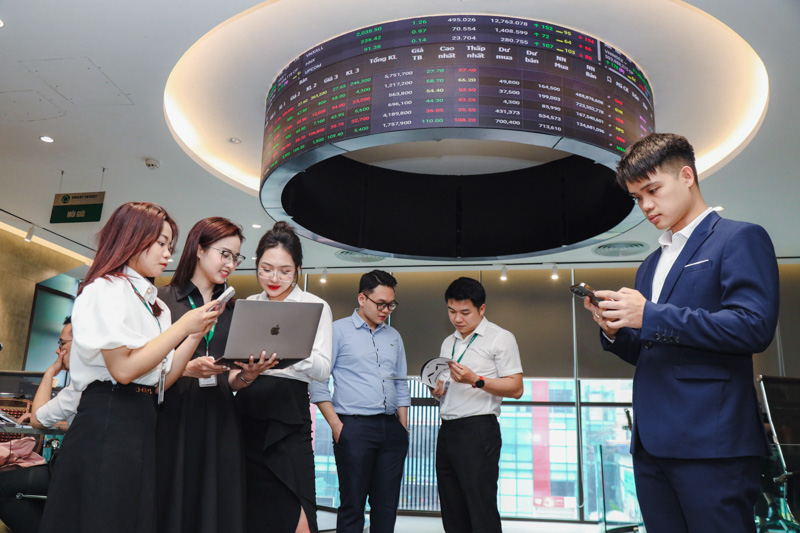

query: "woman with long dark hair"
(156, 217), (275, 533)
(236, 221), (333, 533)
(39, 202), (220, 533)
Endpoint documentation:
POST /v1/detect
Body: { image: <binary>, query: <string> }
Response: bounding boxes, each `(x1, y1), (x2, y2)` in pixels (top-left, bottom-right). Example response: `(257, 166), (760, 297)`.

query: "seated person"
(0, 316), (80, 533)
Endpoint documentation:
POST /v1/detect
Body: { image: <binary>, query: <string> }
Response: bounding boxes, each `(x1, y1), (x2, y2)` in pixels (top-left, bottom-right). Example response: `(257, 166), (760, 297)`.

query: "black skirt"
(39, 381), (158, 533)
(156, 374), (246, 533)
(235, 375), (317, 533)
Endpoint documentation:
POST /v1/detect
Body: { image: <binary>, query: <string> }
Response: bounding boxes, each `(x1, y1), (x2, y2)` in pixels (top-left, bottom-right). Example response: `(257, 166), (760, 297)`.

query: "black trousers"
(0, 464), (50, 533)
(333, 414), (409, 533)
(436, 415), (502, 533)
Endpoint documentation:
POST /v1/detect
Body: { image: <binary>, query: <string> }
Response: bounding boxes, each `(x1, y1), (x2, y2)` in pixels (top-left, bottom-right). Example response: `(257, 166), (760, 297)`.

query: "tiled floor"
(318, 511), (598, 532)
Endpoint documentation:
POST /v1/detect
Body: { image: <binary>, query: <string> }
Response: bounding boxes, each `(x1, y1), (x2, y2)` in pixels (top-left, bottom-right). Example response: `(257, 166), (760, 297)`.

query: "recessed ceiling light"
(712, 206), (724, 212)
(167, 258), (174, 263)
(40, 136), (54, 143)
(228, 137), (242, 144)
(251, 256), (257, 261)
(0, 19), (6, 28)
(252, 224), (262, 229)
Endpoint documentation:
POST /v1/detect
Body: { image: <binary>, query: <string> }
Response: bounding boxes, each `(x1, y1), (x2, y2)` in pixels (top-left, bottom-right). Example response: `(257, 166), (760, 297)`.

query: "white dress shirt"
(437, 317), (523, 420)
(651, 207), (714, 303)
(35, 383), (81, 427)
(69, 266), (174, 391)
(247, 285), (333, 383)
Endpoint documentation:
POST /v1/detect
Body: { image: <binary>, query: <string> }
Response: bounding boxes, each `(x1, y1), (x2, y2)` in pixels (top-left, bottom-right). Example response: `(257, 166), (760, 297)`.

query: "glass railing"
(594, 444), (642, 532)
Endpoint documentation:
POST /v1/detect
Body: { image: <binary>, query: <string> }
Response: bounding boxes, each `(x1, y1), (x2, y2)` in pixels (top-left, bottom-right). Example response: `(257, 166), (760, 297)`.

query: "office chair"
(758, 375), (800, 532)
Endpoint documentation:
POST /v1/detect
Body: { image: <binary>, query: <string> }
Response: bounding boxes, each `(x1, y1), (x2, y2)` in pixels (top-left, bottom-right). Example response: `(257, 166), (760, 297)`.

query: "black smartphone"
(570, 282), (600, 307)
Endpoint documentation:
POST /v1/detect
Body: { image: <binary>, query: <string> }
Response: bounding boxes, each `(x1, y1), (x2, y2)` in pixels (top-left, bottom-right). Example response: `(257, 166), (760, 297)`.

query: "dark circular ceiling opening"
(281, 153), (633, 259)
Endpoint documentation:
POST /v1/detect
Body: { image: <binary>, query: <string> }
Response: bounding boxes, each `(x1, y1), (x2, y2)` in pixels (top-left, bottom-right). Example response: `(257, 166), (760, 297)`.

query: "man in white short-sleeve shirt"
(431, 277), (523, 533)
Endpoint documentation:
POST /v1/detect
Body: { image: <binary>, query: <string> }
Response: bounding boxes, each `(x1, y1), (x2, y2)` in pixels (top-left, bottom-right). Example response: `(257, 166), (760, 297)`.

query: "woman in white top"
(235, 221), (332, 533)
(39, 202), (220, 533)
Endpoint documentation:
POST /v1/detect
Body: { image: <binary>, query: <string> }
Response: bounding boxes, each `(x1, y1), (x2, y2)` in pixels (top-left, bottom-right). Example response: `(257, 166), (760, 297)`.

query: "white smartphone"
(212, 286), (235, 311)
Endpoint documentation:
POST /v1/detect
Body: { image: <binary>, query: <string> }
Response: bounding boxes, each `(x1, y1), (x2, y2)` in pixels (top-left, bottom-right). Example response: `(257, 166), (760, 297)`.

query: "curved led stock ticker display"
(262, 14), (655, 182)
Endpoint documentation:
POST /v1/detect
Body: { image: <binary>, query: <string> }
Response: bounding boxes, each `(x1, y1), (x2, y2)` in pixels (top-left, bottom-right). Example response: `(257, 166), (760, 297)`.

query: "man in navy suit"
(583, 133), (779, 533)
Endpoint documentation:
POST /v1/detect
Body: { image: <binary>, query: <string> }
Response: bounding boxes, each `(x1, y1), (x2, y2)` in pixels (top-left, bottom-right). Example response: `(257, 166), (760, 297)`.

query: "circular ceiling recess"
(165, 0), (769, 261)
(260, 14), (654, 260)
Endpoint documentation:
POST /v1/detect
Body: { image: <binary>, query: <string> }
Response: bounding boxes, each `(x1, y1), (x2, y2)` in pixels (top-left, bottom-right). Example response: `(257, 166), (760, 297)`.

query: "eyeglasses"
(57, 338), (72, 348)
(209, 247), (245, 266)
(257, 267), (295, 281)
(365, 295), (399, 312)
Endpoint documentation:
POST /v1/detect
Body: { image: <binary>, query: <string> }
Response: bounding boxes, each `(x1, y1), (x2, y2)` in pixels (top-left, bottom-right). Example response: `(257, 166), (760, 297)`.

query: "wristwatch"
(473, 376), (485, 389)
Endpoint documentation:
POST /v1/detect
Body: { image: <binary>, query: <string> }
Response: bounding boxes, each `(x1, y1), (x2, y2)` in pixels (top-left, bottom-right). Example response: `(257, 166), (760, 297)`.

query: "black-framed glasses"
(365, 295), (399, 312)
(57, 338), (72, 348)
(209, 246), (245, 266)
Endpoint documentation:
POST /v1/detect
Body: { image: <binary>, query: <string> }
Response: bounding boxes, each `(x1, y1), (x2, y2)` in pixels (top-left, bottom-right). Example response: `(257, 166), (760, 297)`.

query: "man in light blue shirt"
(310, 270), (410, 533)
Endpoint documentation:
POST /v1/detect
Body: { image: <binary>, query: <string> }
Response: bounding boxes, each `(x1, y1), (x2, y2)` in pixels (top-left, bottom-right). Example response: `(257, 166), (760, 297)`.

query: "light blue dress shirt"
(310, 309), (410, 415)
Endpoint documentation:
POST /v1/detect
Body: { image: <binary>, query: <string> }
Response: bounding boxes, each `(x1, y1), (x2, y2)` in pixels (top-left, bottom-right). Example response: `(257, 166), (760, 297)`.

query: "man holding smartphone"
(583, 133), (779, 533)
(310, 270), (410, 533)
(432, 277), (523, 533)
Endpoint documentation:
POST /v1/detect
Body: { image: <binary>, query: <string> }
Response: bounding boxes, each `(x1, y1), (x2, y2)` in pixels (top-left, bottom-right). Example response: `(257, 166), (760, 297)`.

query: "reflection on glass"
(581, 406), (634, 521)
(312, 378), (634, 522)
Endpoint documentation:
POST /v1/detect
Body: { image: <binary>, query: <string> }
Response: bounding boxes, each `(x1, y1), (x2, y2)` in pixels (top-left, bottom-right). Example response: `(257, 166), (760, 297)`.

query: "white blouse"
(247, 285), (332, 384)
(69, 266), (173, 391)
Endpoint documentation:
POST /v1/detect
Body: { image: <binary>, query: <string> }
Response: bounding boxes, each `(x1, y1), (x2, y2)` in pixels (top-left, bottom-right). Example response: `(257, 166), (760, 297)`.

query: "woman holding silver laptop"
(235, 220), (333, 533)
(156, 217), (276, 533)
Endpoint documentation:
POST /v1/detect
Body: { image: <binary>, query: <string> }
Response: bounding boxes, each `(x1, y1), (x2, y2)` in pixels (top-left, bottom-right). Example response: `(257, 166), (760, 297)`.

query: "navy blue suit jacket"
(602, 212), (779, 459)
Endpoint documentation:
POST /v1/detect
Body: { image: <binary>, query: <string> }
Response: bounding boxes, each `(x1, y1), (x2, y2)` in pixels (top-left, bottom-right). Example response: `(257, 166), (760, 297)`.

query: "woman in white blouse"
(39, 202), (220, 533)
(235, 221), (332, 533)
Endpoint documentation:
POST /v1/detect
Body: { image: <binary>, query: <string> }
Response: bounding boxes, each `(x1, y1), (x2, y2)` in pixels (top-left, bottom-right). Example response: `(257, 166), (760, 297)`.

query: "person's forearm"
(228, 368), (257, 391)
(165, 335), (203, 389)
(316, 401), (342, 430)
(397, 406), (408, 428)
(102, 321), (193, 384)
(482, 374), (524, 399)
(30, 368), (57, 429)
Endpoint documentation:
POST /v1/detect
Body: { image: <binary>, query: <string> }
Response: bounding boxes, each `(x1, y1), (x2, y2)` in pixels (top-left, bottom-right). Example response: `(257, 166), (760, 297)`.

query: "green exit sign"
(50, 192), (105, 223)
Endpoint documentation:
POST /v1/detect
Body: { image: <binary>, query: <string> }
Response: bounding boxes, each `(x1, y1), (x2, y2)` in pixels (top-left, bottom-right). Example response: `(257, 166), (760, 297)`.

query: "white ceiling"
(1, 0), (798, 275)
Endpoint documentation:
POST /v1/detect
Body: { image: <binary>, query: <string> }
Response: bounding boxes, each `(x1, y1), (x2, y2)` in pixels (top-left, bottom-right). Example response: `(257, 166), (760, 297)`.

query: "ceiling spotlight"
(228, 137), (242, 144)
(712, 206), (725, 212)
(24, 225), (35, 242)
(252, 224), (262, 229)
(167, 258), (174, 263)
(320, 268), (328, 283)
(251, 256), (257, 261)
(39, 136), (54, 143)
(0, 18), (6, 28)
(551, 264), (559, 280)
(500, 265), (507, 281)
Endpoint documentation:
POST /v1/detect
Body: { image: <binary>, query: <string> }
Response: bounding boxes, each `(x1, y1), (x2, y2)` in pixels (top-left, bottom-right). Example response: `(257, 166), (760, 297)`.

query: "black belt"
(440, 414), (496, 427)
(84, 380), (156, 396)
(339, 413), (397, 419)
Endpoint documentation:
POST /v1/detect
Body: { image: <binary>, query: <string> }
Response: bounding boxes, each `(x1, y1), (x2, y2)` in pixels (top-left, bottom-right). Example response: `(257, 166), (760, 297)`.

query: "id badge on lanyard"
(188, 295), (218, 388)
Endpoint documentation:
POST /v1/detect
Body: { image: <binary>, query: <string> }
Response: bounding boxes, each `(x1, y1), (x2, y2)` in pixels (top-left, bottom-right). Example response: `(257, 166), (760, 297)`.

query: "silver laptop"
(221, 299), (323, 369)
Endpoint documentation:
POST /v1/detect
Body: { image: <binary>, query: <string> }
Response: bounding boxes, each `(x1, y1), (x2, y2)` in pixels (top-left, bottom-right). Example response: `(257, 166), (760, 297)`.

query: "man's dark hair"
(359, 270), (397, 296)
(616, 133), (699, 190)
(444, 277), (486, 309)
(63, 316), (71, 326)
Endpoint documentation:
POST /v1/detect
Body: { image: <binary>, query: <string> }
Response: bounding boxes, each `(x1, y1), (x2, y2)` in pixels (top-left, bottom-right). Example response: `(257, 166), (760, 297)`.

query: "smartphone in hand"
(570, 282), (601, 307)
(211, 286), (235, 311)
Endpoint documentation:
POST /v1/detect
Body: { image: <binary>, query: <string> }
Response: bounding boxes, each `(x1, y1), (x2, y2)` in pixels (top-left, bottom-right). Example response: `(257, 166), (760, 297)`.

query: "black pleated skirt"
(39, 381), (157, 533)
(235, 375), (317, 533)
